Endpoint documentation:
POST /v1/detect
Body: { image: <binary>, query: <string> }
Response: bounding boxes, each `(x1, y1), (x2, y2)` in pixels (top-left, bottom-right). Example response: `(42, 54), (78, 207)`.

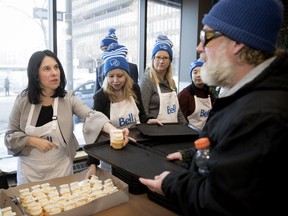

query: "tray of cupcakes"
(4, 168), (128, 216)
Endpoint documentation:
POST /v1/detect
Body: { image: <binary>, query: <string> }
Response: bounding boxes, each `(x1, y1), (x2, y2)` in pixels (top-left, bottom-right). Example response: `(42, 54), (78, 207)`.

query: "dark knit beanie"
(202, 0), (283, 53)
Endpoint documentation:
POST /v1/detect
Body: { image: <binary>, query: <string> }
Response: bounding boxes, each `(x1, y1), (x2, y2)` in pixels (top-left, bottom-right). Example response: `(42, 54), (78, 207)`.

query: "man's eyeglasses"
(200, 30), (223, 47)
(154, 56), (170, 61)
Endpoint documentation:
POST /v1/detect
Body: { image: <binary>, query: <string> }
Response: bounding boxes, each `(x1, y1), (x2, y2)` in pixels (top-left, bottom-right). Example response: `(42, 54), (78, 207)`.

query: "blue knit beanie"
(100, 28), (118, 49)
(152, 35), (173, 61)
(190, 59), (204, 79)
(203, 0), (283, 53)
(103, 43), (130, 76)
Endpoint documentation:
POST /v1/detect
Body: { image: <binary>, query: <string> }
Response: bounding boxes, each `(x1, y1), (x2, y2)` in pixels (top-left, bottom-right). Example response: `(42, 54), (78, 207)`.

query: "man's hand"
(166, 152), (182, 161)
(139, 171), (170, 196)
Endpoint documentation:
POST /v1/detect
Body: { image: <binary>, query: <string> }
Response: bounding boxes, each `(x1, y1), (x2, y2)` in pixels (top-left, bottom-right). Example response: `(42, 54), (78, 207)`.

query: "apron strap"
(52, 97), (59, 130)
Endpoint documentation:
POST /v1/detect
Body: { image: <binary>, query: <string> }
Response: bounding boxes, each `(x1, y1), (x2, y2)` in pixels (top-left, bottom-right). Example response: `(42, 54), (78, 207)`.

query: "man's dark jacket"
(162, 53), (288, 216)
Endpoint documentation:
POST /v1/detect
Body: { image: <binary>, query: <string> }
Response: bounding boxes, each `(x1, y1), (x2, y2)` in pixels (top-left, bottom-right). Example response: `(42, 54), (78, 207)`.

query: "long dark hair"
(22, 50), (67, 104)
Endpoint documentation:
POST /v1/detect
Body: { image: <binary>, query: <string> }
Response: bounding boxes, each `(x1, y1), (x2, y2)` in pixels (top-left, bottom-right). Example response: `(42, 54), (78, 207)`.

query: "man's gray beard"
(200, 52), (235, 88)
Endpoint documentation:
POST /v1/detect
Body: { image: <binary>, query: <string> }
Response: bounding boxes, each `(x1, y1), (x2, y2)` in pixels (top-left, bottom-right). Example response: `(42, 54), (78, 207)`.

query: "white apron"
(187, 95), (212, 132)
(156, 84), (179, 123)
(17, 97), (72, 185)
(110, 96), (140, 128)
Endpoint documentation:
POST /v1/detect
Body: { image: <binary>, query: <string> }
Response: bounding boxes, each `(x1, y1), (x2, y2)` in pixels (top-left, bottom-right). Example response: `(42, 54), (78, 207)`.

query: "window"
(0, 0), (50, 158)
(0, 0), (182, 158)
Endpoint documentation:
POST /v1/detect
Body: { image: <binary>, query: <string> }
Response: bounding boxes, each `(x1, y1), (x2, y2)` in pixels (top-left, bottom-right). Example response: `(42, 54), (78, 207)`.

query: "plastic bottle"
(194, 137), (211, 176)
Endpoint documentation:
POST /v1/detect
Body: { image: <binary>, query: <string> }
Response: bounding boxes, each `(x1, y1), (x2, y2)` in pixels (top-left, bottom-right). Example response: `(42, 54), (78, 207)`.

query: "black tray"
(136, 123), (199, 137)
(111, 167), (147, 194)
(147, 190), (182, 214)
(84, 139), (190, 211)
(83, 140), (186, 179)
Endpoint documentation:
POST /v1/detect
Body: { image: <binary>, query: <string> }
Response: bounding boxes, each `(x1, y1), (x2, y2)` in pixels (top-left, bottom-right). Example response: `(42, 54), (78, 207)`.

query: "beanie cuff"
(203, 15), (276, 53)
(104, 56), (130, 76)
(202, 0), (283, 53)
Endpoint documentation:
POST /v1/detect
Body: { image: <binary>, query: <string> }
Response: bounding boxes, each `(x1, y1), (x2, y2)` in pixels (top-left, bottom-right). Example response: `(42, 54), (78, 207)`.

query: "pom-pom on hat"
(189, 59), (204, 79)
(152, 35), (173, 61)
(102, 43), (130, 76)
(202, 0), (283, 53)
(100, 28), (118, 49)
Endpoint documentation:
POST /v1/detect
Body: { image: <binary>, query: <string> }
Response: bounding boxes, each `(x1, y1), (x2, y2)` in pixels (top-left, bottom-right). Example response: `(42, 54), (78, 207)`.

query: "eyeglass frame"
(153, 56), (170, 61)
(200, 30), (223, 47)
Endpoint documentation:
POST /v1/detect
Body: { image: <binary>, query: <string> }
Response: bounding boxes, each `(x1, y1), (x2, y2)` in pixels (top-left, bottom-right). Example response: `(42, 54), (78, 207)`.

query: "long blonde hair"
(103, 71), (138, 103)
(149, 60), (176, 90)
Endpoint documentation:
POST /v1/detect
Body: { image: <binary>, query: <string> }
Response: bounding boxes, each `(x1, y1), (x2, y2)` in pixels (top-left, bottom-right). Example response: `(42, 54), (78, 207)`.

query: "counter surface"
(92, 193), (179, 216)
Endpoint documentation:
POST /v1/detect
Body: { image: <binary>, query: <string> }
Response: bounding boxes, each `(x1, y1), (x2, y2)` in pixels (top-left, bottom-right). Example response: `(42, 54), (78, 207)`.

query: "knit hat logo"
(109, 59), (121, 67)
(159, 44), (169, 51)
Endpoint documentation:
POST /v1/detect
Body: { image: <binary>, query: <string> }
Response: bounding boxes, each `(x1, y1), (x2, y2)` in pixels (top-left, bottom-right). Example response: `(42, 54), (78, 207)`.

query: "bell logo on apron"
(167, 104), (176, 114)
(119, 113), (136, 127)
(200, 109), (209, 117)
(187, 95), (212, 131)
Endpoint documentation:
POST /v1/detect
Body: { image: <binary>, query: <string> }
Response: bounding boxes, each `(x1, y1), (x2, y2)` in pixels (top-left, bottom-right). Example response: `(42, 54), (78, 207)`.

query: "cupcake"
(48, 194), (59, 205)
(19, 188), (30, 194)
(59, 188), (71, 197)
(104, 186), (119, 194)
(110, 129), (124, 149)
(63, 201), (75, 211)
(31, 184), (41, 191)
(40, 183), (51, 194)
(31, 188), (45, 197)
(75, 197), (87, 207)
(21, 195), (36, 208)
(90, 175), (99, 181)
(41, 200), (52, 212)
(19, 191), (32, 202)
(56, 196), (67, 211)
(47, 186), (58, 194)
(26, 202), (43, 216)
(103, 179), (114, 188)
(1, 206), (13, 216)
(87, 193), (98, 202)
(79, 189), (90, 197)
(3, 212), (17, 216)
(93, 183), (103, 190)
(70, 182), (81, 195)
(44, 203), (62, 215)
(35, 195), (49, 206)
(47, 192), (59, 200)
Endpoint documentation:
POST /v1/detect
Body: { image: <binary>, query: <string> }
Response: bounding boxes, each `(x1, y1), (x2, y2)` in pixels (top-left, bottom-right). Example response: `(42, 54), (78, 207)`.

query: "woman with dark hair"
(4, 50), (129, 185)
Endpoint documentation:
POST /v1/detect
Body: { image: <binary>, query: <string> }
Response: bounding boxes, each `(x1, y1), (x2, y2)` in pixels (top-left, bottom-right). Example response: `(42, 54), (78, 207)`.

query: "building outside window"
(0, 0), (182, 158)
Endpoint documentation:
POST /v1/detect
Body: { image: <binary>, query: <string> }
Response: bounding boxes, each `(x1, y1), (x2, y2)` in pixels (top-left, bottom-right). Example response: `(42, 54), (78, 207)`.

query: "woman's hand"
(85, 164), (97, 179)
(121, 128), (129, 147)
(147, 118), (163, 126)
(102, 122), (131, 147)
(27, 136), (58, 152)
